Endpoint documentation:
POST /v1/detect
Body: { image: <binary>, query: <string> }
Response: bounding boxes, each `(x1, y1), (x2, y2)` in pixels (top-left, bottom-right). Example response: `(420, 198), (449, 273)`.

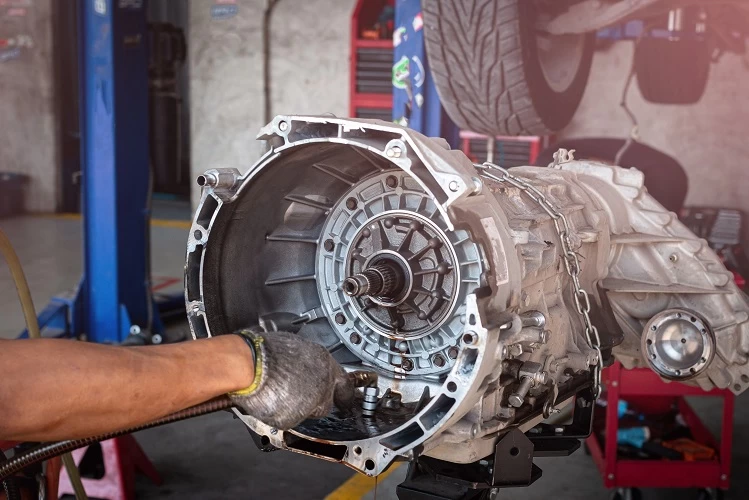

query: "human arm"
(0, 335), (254, 442)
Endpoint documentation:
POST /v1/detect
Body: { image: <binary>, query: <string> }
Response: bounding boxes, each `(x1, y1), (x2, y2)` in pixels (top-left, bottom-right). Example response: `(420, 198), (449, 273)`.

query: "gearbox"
(185, 116), (749, 477)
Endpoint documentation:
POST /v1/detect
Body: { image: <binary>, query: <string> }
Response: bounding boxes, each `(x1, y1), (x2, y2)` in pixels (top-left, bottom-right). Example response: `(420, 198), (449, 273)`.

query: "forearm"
(0, 336), (253, 441)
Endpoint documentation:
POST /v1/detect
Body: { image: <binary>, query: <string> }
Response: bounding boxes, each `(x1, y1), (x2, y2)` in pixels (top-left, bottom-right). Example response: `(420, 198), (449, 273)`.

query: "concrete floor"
(2, 213), (749, 499)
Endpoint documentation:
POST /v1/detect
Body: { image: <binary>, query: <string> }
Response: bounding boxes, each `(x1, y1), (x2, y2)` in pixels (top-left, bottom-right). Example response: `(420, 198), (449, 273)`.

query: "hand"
(228, 330), (355, 430)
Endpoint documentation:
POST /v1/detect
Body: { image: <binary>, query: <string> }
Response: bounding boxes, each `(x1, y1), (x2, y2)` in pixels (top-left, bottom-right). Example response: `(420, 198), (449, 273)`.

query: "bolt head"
(386, 146), (402, 158)
(433, 354), (446, 368)
(448, 346), (459, 359)
(350, 332), (362, 345)
(448, 180), (459, 192)
(270, 428), (278, 435)
(508, 394), (523, 408)
(401, 358), (414, 371)
(335, 313), (346, 325)
(278, 121), (288, 131)
(151, 334), (163, 345)
(129, 325), (141, 335)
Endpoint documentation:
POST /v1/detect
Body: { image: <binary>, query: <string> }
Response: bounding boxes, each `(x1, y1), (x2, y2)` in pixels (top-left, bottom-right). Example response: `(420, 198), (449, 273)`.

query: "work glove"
(228, 330), (355, 430)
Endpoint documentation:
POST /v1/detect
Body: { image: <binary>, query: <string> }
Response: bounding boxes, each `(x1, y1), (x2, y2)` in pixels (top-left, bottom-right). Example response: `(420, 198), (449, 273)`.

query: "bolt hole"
(681, 338), (687, 344)
(701, 328), (707, 334)
(385, 175), (398, 188)
(462, 334), (474, 345)
(646, 339), (652, 345)
(469, 314), (476, 326)
(734, 384), (742, 391)
(690, 368), (696, 374)
(335, 313), (346, 325)
(260, 436), (270, 446)
(196, 175), (207, 186)
(346, 197), (358, 210)
(510, 447), (519, 457)
(690, 316), (697, 322)
(447, 381), (457, 392)
(651, 354), (657, 360)
(742, 375), (749, 384)
(324, 239), (335, 252)
(365, 459), (375, 471)
(353, 446), (362, 455)
(701, 357), (707, 363)
(193, 230), (202, 240)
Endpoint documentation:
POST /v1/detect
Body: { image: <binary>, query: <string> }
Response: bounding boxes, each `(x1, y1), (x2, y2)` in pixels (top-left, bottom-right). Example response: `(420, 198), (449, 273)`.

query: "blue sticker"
(211, 4), (238, 20)
(0, 47), (21, 62)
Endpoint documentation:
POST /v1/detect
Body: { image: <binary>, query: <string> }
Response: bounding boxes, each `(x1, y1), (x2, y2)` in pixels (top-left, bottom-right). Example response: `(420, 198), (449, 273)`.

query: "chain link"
(476, 162), (602, 399)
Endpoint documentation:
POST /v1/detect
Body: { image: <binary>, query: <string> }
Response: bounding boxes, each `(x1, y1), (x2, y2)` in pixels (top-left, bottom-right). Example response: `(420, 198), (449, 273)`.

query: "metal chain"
(475, 162), (603, 399)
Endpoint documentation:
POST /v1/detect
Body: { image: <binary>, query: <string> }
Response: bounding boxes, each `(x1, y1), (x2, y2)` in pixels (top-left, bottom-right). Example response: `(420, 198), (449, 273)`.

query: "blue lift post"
(391, 0), (458, 145)
(21, 0), (152, 343)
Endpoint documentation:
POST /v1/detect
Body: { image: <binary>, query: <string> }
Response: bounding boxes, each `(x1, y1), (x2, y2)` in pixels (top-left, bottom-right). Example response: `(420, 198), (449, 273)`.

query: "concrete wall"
(189, 0), (356, 206)
(561, 41), (749, 212)
(0, 1), (57, 212)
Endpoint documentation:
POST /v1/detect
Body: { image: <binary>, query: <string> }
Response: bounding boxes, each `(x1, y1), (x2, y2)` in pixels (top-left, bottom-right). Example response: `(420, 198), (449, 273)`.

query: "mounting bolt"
(350, 332), (362, 345)
(448, 180), (460, 192)
(448, 346), (459, 359)
(151, 333), (163, 345)
(270, 428), (278, 435)
(324, 239), (335, 252)
(386, 175), (398, 188)
(508, 376), (534, 408)
(346, 197), (358, 210)
(386, 146), (402, 158)
(401, 358), (414, 371)
(362, 386), (379, 416)
(335, 313), (346, 325)
(278, 121), (289, 131)
(129, 325), (141, 335)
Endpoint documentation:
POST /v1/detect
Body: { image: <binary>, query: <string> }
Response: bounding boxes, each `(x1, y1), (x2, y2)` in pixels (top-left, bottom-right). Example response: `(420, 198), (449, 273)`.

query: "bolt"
(669, 253), (678, 263)
(324, 239), (335, 252)
(385, 175), (398, 188)
(278, 121), (288, 131)
(433, 354), (446, 368)
(350, 332), (362, 345)
(193, 229), (202, 240)
(129, 325), (141, 335)
(270, 428), (278, 435)
(401, 358), (414, 371)
(151, 333), (163, 345)
(448, 180), (459, 192)
(471, 177), (483, 194)
(470, 424), (479, 438)
(362, 386), (379, 416)
(346, 197), (358, 210)
(335, 313), (346, 325)
(508, 376), (534, 408)
(386, 146), (402, 158)
(448, 346), (459, 359)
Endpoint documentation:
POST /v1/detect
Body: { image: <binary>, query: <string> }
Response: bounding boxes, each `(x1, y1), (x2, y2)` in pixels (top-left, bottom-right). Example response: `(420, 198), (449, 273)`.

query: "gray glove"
(228, 330), (355, 430)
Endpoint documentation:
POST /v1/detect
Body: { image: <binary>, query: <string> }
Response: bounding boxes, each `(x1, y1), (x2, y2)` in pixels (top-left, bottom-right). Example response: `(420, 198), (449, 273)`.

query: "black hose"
(0, 449), (21, 500)
(0, 396), (233, 483)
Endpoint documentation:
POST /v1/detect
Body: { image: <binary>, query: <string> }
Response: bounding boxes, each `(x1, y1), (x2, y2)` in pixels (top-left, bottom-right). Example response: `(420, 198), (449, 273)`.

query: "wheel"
(422, 0), (594, 136)
(609, 487), (643, 500)
(635, 37), (710, 104)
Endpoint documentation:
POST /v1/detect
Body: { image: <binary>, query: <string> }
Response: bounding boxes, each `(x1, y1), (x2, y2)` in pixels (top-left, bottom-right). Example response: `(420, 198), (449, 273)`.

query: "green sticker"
(392, 55), (410, 90)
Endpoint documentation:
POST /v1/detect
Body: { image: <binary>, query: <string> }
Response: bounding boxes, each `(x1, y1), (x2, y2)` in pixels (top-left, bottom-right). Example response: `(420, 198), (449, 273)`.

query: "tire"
(423, 0), (594, 136)
(635, 37), (710, 104)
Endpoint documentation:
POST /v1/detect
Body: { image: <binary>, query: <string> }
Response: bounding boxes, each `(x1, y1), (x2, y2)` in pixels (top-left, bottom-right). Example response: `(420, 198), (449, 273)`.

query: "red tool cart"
(587, 362), (734, 500)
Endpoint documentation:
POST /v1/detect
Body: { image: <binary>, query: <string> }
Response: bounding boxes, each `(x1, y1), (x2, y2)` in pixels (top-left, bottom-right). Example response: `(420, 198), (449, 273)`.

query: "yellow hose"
(0, 227), (40, 339)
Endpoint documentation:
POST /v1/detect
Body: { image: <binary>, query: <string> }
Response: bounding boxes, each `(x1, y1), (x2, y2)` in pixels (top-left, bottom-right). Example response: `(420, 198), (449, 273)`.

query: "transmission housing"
(185, 116), (749, 475)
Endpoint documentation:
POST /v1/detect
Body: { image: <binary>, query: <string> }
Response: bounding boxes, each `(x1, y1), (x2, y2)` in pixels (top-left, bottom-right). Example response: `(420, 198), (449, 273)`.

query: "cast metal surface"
(185, 115), (749, 476)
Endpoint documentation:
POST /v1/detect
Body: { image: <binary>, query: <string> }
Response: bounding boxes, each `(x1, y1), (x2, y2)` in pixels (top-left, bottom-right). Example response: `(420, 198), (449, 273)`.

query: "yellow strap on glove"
(229, 331), (265, 396)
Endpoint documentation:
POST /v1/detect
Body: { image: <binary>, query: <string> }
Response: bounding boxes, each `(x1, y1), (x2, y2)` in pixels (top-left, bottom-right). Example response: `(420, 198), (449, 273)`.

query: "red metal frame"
(458, 130), (543, 165)
(587, 362), (734, 490)
(349, 0), (393, 118)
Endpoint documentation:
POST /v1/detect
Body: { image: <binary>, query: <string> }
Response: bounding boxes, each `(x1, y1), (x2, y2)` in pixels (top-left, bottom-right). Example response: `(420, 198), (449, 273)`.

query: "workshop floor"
(2, 212), (749, 499)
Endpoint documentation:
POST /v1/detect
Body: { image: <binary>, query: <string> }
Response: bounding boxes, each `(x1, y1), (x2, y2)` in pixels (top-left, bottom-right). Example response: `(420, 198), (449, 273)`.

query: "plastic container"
(0, 172), (28, 218)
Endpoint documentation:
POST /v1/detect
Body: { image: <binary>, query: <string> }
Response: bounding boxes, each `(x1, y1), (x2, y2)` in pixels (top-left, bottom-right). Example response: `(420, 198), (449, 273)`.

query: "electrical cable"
(0, 396), (233, 483)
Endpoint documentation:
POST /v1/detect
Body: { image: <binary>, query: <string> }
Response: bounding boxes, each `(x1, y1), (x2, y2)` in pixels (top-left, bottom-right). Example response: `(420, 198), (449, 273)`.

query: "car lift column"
(79, 0), (151, 343)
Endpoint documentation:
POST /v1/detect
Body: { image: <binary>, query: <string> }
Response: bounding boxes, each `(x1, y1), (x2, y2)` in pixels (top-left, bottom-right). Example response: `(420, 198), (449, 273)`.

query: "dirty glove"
(228, 330), (355, 430)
